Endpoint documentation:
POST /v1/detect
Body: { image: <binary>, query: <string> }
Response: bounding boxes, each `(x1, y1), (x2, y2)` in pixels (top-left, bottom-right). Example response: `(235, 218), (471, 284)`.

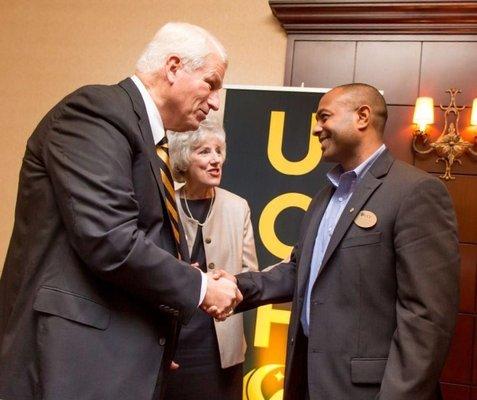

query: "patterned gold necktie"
(156, 136), (181, 254)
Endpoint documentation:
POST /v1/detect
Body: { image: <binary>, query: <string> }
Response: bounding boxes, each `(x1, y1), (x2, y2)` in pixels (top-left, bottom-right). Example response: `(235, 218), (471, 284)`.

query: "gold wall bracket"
(413, 89), (477, 180)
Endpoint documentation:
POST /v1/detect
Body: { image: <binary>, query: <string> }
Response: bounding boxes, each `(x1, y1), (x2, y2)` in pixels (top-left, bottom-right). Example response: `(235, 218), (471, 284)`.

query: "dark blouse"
(164, 197), (242, 400)
(181, 197), (212, 272)
(173, 198), (215, 357)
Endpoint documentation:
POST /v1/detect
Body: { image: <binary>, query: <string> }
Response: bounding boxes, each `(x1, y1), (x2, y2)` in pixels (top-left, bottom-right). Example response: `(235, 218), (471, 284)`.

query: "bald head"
(328, 83), (388, 135)
(313, 82), (387, 170)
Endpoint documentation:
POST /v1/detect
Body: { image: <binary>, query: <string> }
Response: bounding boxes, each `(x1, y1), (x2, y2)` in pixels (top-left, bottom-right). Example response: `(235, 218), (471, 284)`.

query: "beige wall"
(0, 0), (286, 271)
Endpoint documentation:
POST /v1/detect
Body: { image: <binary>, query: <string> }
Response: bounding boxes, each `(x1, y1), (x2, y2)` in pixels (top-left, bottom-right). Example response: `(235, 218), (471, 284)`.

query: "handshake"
(200, 270), (241, 321)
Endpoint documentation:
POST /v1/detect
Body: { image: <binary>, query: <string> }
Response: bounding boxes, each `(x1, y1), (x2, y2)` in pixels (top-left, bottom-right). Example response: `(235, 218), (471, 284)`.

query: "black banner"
(221, 85), (331, 400)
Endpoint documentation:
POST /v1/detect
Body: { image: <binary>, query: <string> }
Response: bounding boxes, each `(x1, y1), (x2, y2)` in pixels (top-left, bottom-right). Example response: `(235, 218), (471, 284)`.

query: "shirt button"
(208, 263), (215, 269)
(205, 238), (212, 244)
(338, 197), (343, 202)
(159, 337), (166, 346)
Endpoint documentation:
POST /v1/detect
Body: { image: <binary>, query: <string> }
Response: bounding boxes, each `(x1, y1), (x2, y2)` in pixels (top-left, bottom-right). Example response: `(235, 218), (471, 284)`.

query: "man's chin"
(180, 121), (200, 132)
(190, 116), (205, 129)
(320, 151), (335, 163)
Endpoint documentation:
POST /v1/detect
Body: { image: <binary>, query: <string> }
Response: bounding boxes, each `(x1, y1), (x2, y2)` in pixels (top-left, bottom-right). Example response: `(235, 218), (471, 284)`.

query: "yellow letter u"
(267, 111), (321, 175)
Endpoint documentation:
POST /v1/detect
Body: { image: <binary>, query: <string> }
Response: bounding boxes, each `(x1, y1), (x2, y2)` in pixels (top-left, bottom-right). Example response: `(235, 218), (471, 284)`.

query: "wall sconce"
(412, 89), (477, 180)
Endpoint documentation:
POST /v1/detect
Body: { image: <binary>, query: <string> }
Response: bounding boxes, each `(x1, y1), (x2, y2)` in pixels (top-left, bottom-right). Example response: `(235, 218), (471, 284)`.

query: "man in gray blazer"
(0, 22), (240, 400)
(225, 83), (459, 399)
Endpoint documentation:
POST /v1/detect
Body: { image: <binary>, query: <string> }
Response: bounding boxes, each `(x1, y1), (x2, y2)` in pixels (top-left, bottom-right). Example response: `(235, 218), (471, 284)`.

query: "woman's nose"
(210, 152), (221, 164)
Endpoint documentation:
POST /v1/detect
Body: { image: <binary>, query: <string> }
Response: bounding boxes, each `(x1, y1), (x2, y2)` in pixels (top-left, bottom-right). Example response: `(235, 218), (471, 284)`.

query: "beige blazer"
(176, 187), (259, 368)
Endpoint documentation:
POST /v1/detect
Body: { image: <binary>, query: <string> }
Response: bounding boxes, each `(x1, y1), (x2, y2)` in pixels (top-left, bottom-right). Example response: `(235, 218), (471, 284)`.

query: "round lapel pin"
(354, 210), (377, 228)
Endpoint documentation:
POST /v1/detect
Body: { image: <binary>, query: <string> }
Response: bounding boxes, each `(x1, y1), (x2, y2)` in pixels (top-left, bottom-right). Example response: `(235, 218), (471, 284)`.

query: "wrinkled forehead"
(197, 54), (226, 90)
(202, 53), (227, 72)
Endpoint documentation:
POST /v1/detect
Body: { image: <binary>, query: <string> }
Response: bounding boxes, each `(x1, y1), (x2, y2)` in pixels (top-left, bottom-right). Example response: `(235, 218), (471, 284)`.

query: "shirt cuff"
(198, 270), (208, 306)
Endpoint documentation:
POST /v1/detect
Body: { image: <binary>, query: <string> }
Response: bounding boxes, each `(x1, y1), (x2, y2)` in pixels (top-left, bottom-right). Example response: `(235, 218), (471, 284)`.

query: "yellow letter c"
(259, 193), (311, 260)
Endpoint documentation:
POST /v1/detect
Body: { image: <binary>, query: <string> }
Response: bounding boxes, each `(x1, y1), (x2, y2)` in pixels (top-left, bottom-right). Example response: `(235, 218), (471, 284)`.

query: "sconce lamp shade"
(471, 98), (477, 126)
(413, 97), (434, 131)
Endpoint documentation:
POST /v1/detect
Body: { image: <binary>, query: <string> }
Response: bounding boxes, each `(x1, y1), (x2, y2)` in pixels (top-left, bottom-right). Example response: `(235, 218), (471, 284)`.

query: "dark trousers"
(304, 348), (310, 400)
(294, 324), (309, 400)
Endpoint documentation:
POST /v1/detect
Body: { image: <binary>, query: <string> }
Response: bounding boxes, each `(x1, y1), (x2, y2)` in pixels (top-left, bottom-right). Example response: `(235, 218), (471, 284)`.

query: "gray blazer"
(0, 78), (201, 400)
(177, 187), (258, 368)
(237, 150), (459, 400)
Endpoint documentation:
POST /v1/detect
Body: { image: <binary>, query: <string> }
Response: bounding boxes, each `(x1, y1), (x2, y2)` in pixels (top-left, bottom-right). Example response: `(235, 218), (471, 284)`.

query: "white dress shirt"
(131, 75), (207, 306)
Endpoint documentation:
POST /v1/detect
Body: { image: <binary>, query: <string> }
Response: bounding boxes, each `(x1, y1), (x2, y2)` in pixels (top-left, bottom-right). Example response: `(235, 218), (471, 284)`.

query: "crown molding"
(269, 1), (477, 34)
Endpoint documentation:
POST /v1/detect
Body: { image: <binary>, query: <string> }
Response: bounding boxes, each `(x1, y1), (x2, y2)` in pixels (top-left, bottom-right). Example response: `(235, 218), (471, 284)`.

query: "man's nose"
(208, 91), (220, 111)
(312, 122), (322, 136)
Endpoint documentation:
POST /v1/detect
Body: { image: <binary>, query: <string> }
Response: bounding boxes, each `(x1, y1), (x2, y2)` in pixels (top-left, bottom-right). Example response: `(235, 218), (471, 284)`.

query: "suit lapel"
(317, 150), (394, 279)
(178, 223), (190, 263)
(296, 185), (334, 295)
(118, 78), (189, 261)
(119, 78), (167, 202)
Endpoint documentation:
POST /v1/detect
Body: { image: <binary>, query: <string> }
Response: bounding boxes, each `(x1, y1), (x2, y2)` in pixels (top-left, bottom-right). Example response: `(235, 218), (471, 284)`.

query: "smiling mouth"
(207, 169), (221, 177)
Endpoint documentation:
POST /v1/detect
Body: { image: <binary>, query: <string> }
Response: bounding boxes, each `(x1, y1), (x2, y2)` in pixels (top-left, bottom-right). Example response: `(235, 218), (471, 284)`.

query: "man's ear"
(355, 105), (371, 130)
(164, 55), (182, 84)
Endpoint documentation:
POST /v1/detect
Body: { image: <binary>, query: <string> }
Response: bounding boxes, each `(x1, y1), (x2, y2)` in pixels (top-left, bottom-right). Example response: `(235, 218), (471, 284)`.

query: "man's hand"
(201, 274), (242, 321)
(211, 268), (237, 284)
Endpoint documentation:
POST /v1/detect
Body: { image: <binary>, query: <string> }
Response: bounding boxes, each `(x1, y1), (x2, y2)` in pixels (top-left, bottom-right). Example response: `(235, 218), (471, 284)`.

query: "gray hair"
(136, 22), (228, 73)
(168, 118), (227, 183)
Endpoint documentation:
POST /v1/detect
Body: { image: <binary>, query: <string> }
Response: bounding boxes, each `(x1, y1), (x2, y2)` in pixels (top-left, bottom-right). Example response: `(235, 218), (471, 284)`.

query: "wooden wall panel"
(384, 105), (414, 164)
(460, 244), (477, 314)
(441, 315), (474, 384)
(354, 41), (421, 105)
(473, 315), (477, 385)
(284, 15), (477, 398)
(443, 176), (477, 244)
(420, 42), (477, 106)
(441, 383), (471, 400)
(291, 41), (355, 87)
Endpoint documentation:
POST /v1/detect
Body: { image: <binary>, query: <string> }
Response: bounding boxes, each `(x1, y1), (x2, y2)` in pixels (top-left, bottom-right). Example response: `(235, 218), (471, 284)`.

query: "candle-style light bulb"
(471, 98), (477, 126)
(413, 97), (434, 132)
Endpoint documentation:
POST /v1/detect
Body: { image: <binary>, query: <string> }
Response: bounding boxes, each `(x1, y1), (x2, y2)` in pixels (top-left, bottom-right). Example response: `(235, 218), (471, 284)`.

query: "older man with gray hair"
(0, 22), (239, 400)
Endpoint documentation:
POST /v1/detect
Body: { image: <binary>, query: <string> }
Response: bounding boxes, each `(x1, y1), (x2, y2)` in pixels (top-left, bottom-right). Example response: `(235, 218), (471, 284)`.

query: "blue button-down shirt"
(300, 144), (386, 336)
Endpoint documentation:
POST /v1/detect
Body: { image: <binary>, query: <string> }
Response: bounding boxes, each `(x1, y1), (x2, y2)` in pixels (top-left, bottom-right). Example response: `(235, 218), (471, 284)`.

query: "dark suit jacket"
(0, 78), (201, 400)
(237, 150), (459, 400)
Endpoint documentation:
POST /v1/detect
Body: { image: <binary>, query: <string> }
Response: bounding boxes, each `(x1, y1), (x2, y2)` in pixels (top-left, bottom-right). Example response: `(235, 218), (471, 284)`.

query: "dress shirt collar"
(327, 144), (386, 188)
(130, 75), (165, 145)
